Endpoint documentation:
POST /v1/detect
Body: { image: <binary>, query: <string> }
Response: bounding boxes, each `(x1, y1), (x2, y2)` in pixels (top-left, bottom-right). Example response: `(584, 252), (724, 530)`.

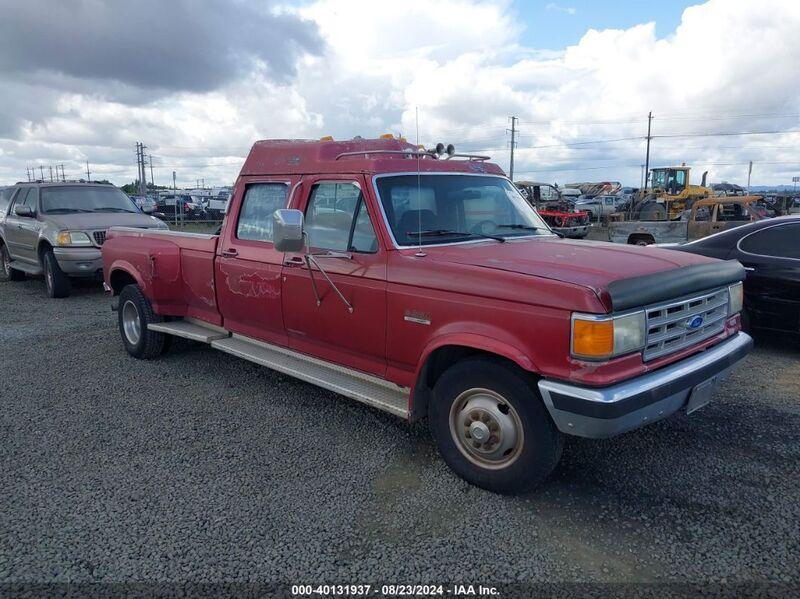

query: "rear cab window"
(236, 183), (289, 242)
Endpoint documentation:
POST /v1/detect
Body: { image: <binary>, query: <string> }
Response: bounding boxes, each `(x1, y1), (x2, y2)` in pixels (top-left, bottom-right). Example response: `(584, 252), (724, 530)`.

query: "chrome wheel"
(122, 300), (142, 345)
(449, 388), (524, 470)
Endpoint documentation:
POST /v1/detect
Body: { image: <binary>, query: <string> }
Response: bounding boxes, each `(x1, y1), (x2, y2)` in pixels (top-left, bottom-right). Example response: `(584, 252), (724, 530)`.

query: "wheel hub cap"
(449, 389), (524, 470)
(122, 300), (141, 345)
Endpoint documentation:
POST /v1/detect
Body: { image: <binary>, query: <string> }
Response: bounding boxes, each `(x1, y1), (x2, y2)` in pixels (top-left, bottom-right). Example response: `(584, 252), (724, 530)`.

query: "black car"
(668, 216), (800, 340)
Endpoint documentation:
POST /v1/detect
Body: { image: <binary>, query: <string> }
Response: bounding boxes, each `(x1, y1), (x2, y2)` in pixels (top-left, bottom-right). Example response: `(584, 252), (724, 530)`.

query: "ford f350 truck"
(101, 137), (752, 493)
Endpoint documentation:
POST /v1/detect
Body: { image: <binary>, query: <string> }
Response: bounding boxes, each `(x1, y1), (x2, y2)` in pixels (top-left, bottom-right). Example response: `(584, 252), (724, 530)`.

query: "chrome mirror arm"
(302, 232), (354, 313)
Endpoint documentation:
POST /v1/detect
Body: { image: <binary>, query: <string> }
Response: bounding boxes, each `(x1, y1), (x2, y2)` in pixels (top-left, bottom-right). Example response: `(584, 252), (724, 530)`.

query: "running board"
(211, 334), (410, 419)
(8, 261), (43, 276)
(147, 320), (229, 343)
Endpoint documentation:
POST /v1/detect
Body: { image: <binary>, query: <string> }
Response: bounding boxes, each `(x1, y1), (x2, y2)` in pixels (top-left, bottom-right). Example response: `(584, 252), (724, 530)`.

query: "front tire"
(118, 284), (171, 359)
(430, 358), (564, 494)
(43, 250), (71, 298)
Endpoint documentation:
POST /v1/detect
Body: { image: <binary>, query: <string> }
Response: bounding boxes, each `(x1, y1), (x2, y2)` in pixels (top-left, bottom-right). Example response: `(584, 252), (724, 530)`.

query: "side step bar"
(147, 320), (229, 343)
(148, 319), (410, 419)
(8, 260), (44, 276)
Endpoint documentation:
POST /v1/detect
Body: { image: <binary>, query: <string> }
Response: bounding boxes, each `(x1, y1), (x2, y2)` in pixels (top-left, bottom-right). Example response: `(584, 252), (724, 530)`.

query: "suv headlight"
(728, 282), (743, 314)
(571, 311), (646, 360)
(56, 231), (93, 246)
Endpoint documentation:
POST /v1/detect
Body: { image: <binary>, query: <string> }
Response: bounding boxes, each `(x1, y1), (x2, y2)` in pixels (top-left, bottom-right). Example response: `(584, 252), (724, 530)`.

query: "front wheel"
(43, 250), (71, 298)
(118, 284), (171, 359)
(430, 358), (564, 494)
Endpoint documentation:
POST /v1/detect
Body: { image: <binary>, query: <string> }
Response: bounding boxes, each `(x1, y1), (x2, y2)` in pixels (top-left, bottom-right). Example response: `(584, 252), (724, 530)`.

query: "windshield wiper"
(496, 223), (563, 238)
(92, 207), (136, 213)
(405, 229), (506, 243)
(44, 208), (91, 213)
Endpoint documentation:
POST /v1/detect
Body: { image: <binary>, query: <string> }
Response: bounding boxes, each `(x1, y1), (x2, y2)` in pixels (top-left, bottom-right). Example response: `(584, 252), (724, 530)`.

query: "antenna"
(415, 107), (425, 257)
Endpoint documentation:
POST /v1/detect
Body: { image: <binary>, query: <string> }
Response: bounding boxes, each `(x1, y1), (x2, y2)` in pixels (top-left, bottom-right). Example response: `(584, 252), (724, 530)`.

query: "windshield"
(41, 186), (138, 214)
(375, 175), (552, 246)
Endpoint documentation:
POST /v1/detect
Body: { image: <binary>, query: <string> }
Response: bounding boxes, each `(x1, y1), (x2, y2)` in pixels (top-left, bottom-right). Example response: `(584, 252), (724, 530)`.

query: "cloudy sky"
(1, 0), (799, 188)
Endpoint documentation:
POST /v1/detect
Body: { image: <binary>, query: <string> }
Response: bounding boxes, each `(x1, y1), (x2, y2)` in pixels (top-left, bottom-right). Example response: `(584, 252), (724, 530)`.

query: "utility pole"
(39, 166), (44, 181)
(747, 160), (753, 194)
(136, 142), (148, 198)
(149, 155), (154, 186)
(86, 160), (91, 182)
(49, 166), (54, 182)
(643, 111), (653, 192)
(59, 164), (65, 182)
(508, 116), (518, 181)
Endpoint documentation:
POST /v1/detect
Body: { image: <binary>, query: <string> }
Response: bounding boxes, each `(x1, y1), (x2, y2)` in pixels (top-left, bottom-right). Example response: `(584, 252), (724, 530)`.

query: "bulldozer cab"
(651, 167), (689, 195)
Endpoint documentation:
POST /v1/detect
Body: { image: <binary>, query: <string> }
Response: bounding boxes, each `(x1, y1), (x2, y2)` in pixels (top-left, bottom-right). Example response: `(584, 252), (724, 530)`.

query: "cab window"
(236, 183), (288, 242)
(305, 182), (377, 253)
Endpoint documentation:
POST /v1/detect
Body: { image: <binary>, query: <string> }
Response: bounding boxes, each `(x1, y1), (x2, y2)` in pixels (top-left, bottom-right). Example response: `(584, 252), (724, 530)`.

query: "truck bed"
(609, 220), (688, 244)
(102, 227), (222, 325)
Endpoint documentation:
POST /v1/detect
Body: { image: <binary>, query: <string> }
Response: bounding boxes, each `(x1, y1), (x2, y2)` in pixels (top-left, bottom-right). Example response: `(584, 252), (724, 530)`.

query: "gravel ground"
(1, 276), (799, 590)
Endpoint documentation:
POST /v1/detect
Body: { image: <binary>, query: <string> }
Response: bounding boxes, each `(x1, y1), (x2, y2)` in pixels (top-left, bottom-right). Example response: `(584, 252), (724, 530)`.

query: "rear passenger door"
(215, 178), (297, 345)
(281, 175), (388, 377)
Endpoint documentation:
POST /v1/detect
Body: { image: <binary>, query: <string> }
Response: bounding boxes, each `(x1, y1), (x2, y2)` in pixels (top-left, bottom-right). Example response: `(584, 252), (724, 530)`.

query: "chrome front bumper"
(538, 332), (753, 439)
(52, 247), (103, 276)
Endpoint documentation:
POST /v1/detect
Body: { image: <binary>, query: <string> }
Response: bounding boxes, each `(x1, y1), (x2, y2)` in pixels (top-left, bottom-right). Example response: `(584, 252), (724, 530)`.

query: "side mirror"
(273, 209), (305, 252)
(14, 205), (33, 217)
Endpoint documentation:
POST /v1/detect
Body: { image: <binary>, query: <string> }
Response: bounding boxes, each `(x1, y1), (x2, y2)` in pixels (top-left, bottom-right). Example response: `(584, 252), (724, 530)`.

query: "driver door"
(281, 175), (388, 377)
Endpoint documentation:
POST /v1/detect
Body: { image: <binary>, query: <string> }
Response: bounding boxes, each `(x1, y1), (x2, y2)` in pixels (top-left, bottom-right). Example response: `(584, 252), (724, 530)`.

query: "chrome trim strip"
(109, 226), (214, 239)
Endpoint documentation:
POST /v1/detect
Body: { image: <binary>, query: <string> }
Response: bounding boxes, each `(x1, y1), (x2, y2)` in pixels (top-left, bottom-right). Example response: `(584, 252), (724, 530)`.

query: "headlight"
(728, 282), (743, 314)
(571, 311), (646, 360)
(56, 231), (93, 246)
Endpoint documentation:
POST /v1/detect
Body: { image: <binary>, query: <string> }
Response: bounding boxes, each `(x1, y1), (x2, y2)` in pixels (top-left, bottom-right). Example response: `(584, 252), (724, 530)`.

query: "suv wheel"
(43, 250), (71, 298)
(118, 284), (171, 359)
(430, 358), (564, 494)
(1, 244), (25, 281)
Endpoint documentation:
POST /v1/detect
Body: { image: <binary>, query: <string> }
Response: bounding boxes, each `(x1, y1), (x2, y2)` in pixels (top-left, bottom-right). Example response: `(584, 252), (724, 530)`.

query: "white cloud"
(2, 0), (800, 188)
(545, 3), (577, 16)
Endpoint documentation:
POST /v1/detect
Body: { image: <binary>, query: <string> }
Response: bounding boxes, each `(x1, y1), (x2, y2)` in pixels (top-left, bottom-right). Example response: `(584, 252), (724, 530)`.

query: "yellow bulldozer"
(630, 165), (712, 220)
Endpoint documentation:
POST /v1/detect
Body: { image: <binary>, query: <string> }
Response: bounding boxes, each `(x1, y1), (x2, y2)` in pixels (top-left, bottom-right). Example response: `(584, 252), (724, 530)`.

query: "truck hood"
(44, 212), (166, 230)
(421, 237), (716, 297)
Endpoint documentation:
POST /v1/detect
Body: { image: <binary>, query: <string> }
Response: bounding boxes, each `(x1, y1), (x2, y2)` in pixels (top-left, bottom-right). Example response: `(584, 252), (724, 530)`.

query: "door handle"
(220, 248), (238, 258)
(743, 266), (755, 272)
(283, 256), (305, 267)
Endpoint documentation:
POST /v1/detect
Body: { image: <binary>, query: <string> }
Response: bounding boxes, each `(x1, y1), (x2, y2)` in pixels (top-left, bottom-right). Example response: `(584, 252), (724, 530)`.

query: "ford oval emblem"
(686, 315), (704, 330)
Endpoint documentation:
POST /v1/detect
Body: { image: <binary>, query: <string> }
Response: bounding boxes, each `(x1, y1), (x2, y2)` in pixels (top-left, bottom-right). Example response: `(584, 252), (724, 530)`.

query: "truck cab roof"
(239, 137), (506, 177)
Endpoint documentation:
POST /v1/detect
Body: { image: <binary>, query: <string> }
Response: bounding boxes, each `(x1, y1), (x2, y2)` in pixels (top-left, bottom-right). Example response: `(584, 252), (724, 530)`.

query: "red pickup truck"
(102, 136), (752, 493)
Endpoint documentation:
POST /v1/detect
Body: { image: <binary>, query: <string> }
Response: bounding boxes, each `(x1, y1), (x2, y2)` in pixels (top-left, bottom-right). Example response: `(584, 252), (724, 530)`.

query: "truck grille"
(93, 230), (107, 246)
(643, 287), (729, 361)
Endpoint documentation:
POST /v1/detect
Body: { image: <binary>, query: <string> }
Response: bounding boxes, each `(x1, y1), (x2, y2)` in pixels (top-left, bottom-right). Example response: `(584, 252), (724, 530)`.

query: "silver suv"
(0, 182), (168, 297)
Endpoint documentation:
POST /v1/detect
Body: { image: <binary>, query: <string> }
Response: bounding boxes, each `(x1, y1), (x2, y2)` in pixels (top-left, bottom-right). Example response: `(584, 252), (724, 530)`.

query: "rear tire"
(43, 250), (71, 298)
(118, 284), (171, 359)
(429, 358), (564, 494)
(1, 244), (25, 281)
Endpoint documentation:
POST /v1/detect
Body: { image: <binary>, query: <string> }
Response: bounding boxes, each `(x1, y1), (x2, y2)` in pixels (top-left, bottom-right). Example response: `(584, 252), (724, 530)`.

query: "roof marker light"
(320, 136), (334, 141)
